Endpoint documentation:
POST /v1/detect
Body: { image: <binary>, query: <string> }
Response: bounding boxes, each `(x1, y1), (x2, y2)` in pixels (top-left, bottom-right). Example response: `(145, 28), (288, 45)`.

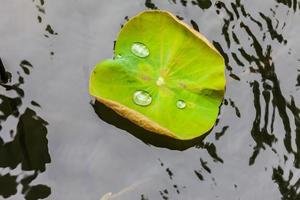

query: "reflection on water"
(145, 0), (158, 9)
(0, 59), (51, 199)
(1, 0), (300, 199)
(163, 0), (213, 9)
(0, 59), (11, 84)
(213, 0), (300, 198)
(276, 0), (300, 12)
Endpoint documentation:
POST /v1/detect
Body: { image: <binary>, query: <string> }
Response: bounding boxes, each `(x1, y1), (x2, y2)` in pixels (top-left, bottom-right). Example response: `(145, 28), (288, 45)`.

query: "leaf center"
(156, 76), (165, 86)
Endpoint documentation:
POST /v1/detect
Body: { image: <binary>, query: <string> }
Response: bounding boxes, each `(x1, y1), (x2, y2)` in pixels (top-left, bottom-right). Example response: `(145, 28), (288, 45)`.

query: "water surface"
(0, 0), (300, 199)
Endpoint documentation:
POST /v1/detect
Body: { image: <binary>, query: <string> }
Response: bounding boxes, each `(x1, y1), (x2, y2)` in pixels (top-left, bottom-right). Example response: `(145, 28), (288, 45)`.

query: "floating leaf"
(89, 10), (226, 140)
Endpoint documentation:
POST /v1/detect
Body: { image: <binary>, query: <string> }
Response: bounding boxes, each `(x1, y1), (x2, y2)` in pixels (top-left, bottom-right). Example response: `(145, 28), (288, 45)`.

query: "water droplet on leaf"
(131, 42), (149, 58)
(115, 54), (122, 59)
(133, 90), (152, 106)
(176, 100), (186, 109)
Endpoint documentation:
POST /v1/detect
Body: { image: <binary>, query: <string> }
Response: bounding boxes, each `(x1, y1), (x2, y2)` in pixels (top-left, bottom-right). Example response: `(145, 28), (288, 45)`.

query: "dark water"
(1, 0), (300, 199)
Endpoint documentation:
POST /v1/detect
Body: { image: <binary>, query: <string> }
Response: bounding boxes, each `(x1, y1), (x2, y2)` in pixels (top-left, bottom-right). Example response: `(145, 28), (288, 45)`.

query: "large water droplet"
(133, 90), (152, 106)
(131, 42), (149, 58)
(176, 100), (186, 109)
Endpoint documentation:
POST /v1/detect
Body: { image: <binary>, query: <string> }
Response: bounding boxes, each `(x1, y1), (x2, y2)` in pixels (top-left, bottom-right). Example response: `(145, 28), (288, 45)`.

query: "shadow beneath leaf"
(92, 100), (209, 151)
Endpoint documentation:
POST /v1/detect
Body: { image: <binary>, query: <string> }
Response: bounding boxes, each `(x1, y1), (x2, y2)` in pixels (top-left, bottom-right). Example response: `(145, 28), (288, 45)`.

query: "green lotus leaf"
(89, 10), (226, 140)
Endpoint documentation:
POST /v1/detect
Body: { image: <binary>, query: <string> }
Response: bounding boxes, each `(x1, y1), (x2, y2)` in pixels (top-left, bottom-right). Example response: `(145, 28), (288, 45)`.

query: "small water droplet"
(176, 100), (186, 109)
(131, 42), (149, 58)
(133, 90), (152, 106)
(115, 54), (122, 59)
